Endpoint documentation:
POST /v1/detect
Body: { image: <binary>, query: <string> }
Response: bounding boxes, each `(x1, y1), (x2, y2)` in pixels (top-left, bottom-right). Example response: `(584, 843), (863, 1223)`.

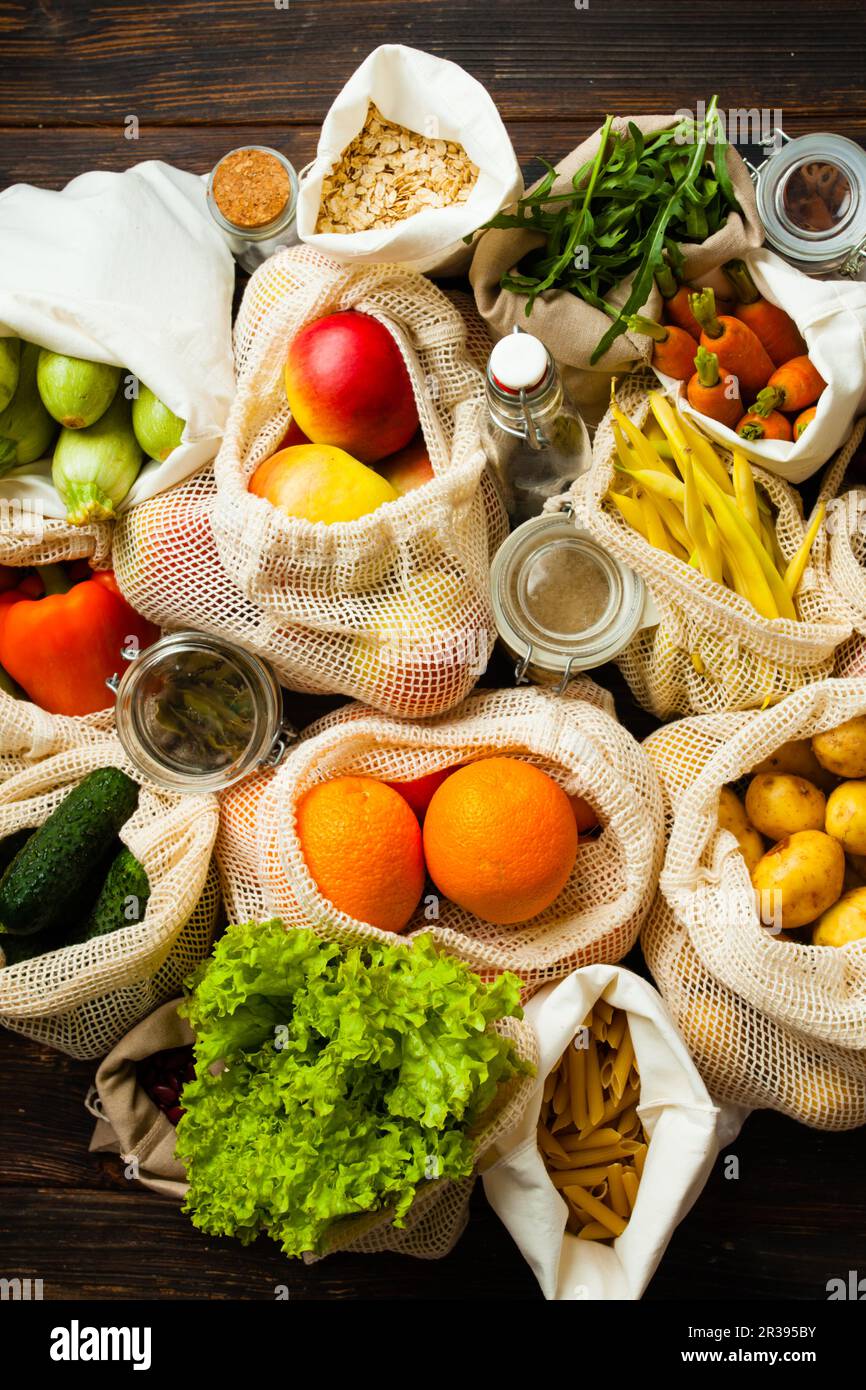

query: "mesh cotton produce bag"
(0, 734), (220, 1059)
(570, 373), (852, 719)
(642, 679), (866, 1130)
(812, 416), (866, 678)
(113, 246), (507, 720)
(216, 680), (664, 992)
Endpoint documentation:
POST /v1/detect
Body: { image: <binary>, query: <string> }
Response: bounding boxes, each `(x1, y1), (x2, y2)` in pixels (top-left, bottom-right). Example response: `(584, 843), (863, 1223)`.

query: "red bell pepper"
(0, 569), (160, 715)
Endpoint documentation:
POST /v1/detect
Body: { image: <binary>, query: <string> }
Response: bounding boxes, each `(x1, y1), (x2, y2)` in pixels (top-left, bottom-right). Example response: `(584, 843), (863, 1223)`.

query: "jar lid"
(207, 146), (299, 242)
(114, 631), (290, 794)
(490, 513), (648, 680)
(489, 332), (550, 393)
(755, 133), (866, 273)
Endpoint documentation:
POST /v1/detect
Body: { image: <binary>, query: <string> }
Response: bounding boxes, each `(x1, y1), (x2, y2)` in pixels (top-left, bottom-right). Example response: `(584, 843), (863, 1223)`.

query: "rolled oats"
(315, 103), (479, 234)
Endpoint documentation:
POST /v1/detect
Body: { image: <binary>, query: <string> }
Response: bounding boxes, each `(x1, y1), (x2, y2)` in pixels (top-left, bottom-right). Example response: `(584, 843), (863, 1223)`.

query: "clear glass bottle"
(113, 631), (293, 794)
(206, 146), (299, 275)
(485, 329), (592, 525)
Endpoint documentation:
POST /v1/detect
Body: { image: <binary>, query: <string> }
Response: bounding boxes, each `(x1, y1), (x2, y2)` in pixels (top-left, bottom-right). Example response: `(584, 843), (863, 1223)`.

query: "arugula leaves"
(176, 922), (528, 1258)
(481, 96), (741, 364)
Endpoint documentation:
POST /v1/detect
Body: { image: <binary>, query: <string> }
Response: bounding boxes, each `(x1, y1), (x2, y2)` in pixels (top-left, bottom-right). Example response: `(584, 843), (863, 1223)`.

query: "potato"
(745, 773), (825, 841)
(812, 717), (866, 779)
(825, 780), (866, 857)
(754, 737), (837, 792)
(813, 887), (866, 946)
(717, 786), (764, 874)
(751, 830), (845, 930)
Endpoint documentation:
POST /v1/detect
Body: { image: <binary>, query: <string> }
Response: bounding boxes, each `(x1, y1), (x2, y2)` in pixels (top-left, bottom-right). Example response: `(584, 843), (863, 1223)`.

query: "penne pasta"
(563, 1126), (623, 1151)
(607, 1163), (629, 1220)
(599, 1056), (615, 1089)
(586, 1035), (605, 1128)
(622, 1168), (640, 1213)
(633, 1143), (648, 1178)
(605, 1010), (628, 1051)
(553, 1071), (570, 1115)
(565, 1183), (628, 1237)
(542, 1072), (557, 1104)
(595, 1000), (614, 1025)
(537, 1123), (569, 1162)
(616, 1106), (639, 1139)
(568, 1041), (587, 1131)
(577, 1221), (612, 1241)
(591, 1013), (608, 1042)
(610, 1027), (635, 1101)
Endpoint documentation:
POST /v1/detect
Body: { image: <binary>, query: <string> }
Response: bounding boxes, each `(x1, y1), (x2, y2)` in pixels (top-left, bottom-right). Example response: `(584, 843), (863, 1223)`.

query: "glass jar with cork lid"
(207, 146), (299, 274)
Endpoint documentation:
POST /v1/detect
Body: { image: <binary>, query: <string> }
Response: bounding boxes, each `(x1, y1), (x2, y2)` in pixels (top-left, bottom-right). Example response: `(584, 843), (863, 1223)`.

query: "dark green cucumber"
(83, 847), (150, 940)
(0, 768), (139, 937)
(0, 841), (120, 966)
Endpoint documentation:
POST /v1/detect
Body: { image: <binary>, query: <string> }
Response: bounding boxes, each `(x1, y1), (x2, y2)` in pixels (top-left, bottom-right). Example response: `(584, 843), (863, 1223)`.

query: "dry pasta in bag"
(0, 734), (220, 1059)
(116, 247), (506, 720)
(216, 680), (664, 992)
(570, 373), (851, 718)
(642, 679), (866, 1129)
(482, 965), (725, 1300)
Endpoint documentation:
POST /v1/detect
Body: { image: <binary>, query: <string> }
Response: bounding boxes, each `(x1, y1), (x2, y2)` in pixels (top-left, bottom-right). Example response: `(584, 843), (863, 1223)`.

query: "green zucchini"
(0, 767), (139, 937)
(83, 847), (150, 940)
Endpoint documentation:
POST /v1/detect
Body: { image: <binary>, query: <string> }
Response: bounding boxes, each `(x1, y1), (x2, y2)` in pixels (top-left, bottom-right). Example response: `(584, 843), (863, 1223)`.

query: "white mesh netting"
(813, 416), (866, 679)
(570, 373), (853, 718)
(642, 678), (866, 1130)
(112, 249), (507, 720)
(215, 680), (664, 994)
(0, 732), (220, 1059)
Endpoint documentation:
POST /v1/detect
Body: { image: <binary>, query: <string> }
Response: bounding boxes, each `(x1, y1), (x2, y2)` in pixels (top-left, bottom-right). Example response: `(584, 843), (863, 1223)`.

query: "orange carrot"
(736, 410), (793, 443)
(626, 315), (697, 381)
(686, 347), (742, 427)
(723, 260), (806, 367)
(657, 264), (734, 334)
(690, 287), (774, 395)
(793, 405), (818, 439)
(753, 355), (826, 416)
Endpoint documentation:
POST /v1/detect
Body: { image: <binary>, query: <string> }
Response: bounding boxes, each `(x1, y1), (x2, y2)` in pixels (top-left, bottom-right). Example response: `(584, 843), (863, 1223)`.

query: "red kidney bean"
(166, 1106), (185, 1126)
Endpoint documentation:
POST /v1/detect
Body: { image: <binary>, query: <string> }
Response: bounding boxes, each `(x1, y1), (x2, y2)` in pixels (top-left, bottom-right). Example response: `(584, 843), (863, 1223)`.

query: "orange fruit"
(423, 757), (578, 925)
(569, 793), (598, 834)
(386, 768), (454, 821)
(296, 775), (425, 933)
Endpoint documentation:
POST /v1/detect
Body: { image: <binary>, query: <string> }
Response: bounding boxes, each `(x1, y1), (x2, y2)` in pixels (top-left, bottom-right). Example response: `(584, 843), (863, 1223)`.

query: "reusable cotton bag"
(0, 160), (235, 521)
(482, 966), (727, 1300)
(570, 373), (852, 718)
(0, 734), (220, 1059)
(643, 678), (866, 1129)
(216, 680), (664, 991)
(470, 114), (763, 422)
(653, 250), (866, 483)
(296, 44), (523, 276)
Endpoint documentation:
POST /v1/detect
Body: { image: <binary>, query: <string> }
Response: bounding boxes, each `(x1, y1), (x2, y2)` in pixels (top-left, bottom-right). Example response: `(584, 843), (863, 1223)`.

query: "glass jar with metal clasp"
(748, 129), (866, 277)
(489, 508), (658, 692)
(110, 631), (294, 794)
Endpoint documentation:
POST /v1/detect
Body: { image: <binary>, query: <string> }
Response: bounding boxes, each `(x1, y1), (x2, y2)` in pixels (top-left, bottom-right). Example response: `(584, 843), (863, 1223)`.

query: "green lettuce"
(177, 922), (529, 1258)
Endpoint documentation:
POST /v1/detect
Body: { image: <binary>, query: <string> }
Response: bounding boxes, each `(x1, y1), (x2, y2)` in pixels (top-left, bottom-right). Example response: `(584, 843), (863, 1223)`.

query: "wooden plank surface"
(1, 0), (866, 1304)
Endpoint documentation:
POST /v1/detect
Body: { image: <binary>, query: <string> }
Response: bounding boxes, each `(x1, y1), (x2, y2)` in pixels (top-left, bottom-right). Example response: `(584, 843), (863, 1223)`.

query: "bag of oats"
(215, 680), (664, 992)
(642, 678), (866, 1130)
(0, 734), (220, 1059)
(569, 373), (852, 718)
(114, 246), (507, 720)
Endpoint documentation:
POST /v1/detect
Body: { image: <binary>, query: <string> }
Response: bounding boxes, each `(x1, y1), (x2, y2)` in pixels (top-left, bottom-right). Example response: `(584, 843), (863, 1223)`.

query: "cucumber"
(0, 767), (139, 937)
(0, 828), (33, 876)
(0, 840), (120, 966)
(82, 847), (150, 940)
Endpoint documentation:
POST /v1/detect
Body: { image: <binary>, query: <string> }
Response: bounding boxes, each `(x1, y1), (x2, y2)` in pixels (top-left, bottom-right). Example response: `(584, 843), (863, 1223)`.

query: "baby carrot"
(723, 259), (806, 367)
(736, 410), (793, 442)
(794, 405), (818, 439)
(656, 262), (702, 338)
(686, 346), (742, 427)
(627, 315), (698, 381)
(690, 287), (775, 395)
(753, 356), (826, 416)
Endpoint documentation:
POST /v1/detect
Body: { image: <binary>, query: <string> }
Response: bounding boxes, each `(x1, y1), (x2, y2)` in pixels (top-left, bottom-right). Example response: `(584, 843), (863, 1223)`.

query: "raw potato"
(718, 787), (764, 874)
(751, 830), (845, 931)
(812, 717), (866, 779)
(825, 781), (866, 857)
(813, 887), (866, 947)
(754, 738), (837, 793)
(744, 774), (826, 842)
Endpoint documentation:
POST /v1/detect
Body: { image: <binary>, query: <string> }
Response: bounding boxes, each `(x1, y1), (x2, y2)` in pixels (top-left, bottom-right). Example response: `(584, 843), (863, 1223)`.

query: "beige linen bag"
(0, 734), (220, 1059)
(87, 997), (191, 1199)
(114, 249), (506, 720)
(642, 678), (866, 1130)
(570, 373), (851, 718)
(87, 993), (539, 1263)
(470, 115), (762, 423)
(216, 680), (664, 993)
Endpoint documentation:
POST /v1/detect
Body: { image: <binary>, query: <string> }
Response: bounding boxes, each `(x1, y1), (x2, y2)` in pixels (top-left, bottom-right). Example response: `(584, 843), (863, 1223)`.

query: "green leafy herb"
(176, 922), (529, 1258)
(478, 96), (741, 363)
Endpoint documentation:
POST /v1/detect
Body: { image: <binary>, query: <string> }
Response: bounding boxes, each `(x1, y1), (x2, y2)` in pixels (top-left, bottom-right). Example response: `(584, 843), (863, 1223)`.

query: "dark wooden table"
(2, 0), (866, 1303)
